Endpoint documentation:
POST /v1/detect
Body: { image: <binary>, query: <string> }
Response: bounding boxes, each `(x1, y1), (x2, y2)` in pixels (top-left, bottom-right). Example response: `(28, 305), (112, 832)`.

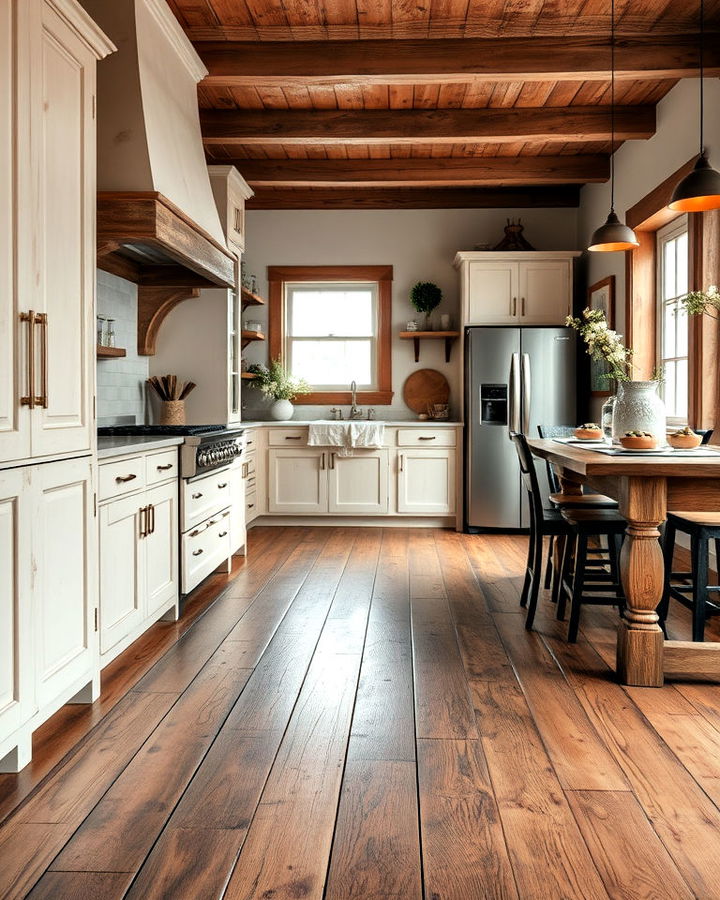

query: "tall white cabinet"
(0, 0), (114, 772)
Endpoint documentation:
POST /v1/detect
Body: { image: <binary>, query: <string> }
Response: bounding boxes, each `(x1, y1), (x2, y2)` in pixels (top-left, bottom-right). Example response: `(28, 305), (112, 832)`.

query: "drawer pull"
(116, 473), (137, 483)
(192, 492), (203, 499)
(247, 503), (255, 509)
(222, 510), (230, 518)
(218, 482), (228, 489)
(190, 527), (201, 537)
(285, 436), (302, 440)
(156, 463), (173, 471)
(219, 530), (228, 538)
(418, 436), (436, 441)
(192, 548), (204, 556)
(242, 462), (248, 478)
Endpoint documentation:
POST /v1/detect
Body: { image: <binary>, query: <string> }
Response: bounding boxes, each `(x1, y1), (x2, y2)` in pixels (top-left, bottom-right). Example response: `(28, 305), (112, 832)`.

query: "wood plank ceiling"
(167, 0), (720, 208)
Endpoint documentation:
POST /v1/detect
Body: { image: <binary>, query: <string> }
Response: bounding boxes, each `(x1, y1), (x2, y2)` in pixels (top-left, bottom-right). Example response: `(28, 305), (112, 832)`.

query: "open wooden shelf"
(399, 330), (460, 363)
(96, 345), (127, 359)
(241, 287), (266, 308)
(241, 329), (266, 350)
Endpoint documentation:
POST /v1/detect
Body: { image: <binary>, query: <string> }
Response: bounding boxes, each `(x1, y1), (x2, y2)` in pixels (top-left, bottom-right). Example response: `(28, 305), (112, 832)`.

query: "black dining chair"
(512, 432), (627, 640)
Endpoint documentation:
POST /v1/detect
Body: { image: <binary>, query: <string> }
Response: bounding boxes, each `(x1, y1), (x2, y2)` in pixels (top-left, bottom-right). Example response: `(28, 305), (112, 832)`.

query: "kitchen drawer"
(145, 448), (178, 486)
(240, 455), (256, 479)
(267, 427), (307, 447)
(243, 430), (257, 452)
(182, 470), (232, 531)
(397, 429), (456, 448)
(99, 456), (146, 502)
(182, 509), (231, 594)
(245, 489), (258, 523)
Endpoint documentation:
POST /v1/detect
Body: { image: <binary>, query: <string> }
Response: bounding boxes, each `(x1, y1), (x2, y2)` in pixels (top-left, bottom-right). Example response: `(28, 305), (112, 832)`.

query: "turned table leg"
(616, 477), (666, 687)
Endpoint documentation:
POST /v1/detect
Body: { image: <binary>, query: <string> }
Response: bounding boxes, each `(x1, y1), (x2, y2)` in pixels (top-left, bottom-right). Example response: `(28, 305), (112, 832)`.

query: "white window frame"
(283, 281), (380, 391)
(656, 215), (689, 426)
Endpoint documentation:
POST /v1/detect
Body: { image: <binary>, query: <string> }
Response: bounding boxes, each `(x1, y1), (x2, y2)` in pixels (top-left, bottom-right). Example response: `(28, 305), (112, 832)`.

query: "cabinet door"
(30, 2), (95, 458)
(0, 467), (33, 751)
(99, 493), (143, 656)
(467, 262), (519, 325)
(519, 260), (572, 325)
(145, 481), (179, 618)
(397, 449), (456, 515)
(229, 459), (246, 553)
(0, 0), (31, 465)
(268, 449), (327, 514)
(33, 457), (96, 711)
(328, 450), (388, 515)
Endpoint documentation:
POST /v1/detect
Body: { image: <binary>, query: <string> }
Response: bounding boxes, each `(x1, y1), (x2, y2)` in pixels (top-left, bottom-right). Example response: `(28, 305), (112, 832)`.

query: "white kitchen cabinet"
(454, 252), (579, 327)
(397, 448), (456, 515)
(229, 458), (247, 554)
(328, 450), (389, 515)
(98, 450), (179, 665)
(0, 468), (33, 771)
(0, 1), (113, 467)
(268, 448), (328, 514)
(208, 165), (254, 255)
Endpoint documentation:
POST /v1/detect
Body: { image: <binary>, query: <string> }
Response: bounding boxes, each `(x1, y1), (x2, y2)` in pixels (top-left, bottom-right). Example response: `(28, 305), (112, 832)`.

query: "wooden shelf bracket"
(137, 286), (201, 356)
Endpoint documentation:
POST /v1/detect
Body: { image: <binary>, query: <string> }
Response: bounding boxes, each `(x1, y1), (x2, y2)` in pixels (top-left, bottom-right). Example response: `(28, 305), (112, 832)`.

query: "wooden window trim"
(624, 157), (720, 429)
(268, 265), (393, 406)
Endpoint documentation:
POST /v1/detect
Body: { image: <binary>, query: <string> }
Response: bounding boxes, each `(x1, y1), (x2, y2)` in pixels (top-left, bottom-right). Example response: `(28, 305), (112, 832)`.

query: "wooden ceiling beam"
(229, 156), (609, 187)
(246, 186), (581, 209)
(196, 35), (720, 86)
(201, 106), (655, 145)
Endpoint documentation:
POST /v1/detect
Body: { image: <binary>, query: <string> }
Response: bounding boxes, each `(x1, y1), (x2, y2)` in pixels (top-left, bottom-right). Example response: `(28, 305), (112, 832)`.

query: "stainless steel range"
(98, 424), (246, 603)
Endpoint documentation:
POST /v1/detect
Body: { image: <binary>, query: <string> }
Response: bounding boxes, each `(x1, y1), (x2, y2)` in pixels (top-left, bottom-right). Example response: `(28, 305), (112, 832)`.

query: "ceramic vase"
(270, 398), (294, 421)
(611, 381), (666, 444)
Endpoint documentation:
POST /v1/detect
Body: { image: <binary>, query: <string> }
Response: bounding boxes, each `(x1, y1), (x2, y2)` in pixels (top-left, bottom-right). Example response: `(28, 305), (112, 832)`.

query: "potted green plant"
(410, 281), (442, 331)
(247, 359), (310, 420)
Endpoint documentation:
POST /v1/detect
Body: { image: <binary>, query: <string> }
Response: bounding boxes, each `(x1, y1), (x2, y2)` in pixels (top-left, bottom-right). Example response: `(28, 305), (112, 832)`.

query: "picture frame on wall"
(588, 275), (616, 397)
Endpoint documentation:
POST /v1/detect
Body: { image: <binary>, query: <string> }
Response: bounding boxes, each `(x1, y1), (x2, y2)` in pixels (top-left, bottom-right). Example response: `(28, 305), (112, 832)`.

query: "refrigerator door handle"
(522, 352), (531, 434)
(508, 352), (521, 437)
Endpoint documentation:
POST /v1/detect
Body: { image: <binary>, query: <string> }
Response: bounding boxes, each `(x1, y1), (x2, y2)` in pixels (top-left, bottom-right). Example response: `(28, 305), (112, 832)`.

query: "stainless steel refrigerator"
(465, 326), (576, 530)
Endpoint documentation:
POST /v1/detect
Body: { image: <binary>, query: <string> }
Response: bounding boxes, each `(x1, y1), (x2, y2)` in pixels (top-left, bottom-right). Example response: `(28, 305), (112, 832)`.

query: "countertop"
(97, 435), (184, 460)
(239, 420), (463, 427)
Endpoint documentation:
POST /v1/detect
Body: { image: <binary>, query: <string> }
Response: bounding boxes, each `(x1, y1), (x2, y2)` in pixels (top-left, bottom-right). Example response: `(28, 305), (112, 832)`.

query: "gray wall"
(241, 206), (579, 420)
(96, 270), (148, 423)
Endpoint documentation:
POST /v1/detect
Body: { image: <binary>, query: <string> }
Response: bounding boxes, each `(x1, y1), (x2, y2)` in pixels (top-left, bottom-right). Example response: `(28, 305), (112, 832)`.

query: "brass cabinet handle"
(222, 510), (230, 519)
(156, 463), (173, 471)
(139, 505), (148, 538)
(190, 527), (201, 537)
(521, 296), (526, 316)
(218, 482), (228, 489)
(35, 313), (48, 408)
(418, 436), (436, 440)
(149, 504), (155, 534)
(512, 297), (517, 316)
(320, 452), (325, 470)
(192, 548), (204, 556)
(192, 492), (203, 499)
(116, 473), (137, 483)
(20, 311), (35, 408)
(241, 462), (248, 478)
(285, 436), (301, 440)
(219, 530), (228, 538)
(399, 454), (404, 472)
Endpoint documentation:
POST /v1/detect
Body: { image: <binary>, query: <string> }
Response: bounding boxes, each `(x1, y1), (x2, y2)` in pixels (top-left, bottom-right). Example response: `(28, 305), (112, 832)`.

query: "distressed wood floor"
(2, 526), (720, 899)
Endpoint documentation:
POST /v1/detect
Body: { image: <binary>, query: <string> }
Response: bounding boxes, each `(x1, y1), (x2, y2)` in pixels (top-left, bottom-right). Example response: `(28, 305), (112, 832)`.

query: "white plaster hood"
(81, 0), (225, 248)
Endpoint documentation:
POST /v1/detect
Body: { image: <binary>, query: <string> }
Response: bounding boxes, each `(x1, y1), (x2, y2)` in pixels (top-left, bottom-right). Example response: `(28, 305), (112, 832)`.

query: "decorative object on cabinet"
(668, 0), (720, 212)
(406, 319), (418, 331)
(399, 330), (460, 363)
(493, 218), (535, 251)
(402, 369), (450, 415)
(410, 281), (442, 330)
(440, 314), (451, 330)
(245, 320), (263, 333)
(247, 359), (310, 420)
(587, 0), (639, 251)
(587, 276), (616, 396)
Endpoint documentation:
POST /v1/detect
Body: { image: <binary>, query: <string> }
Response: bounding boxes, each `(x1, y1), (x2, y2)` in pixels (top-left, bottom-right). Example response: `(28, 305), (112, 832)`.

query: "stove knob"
(198, 451), (208, 467)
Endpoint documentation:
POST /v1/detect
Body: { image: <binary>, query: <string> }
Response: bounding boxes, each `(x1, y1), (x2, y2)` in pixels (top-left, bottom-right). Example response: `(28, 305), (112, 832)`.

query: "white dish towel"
(307, 421), (385, 456)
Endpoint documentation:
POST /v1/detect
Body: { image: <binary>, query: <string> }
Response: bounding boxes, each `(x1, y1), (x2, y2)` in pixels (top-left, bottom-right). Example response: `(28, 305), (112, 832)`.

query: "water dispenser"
(480, 384), (508, 425)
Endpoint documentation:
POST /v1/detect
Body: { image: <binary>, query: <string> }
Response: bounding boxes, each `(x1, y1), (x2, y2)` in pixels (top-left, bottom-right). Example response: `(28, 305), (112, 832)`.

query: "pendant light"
(668, 0), (720, 212)
(588, 0), (639, 252)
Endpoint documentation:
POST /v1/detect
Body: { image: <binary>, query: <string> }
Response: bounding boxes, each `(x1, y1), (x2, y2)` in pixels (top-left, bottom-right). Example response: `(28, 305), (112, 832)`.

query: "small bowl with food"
(667, 426), (702, 450)
(574, 423), (603, 441)
(620, 431), (658, 451)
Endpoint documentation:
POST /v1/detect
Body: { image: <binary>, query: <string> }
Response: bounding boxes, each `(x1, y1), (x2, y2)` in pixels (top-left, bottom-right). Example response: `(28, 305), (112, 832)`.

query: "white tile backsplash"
(96, 269), (148, 423)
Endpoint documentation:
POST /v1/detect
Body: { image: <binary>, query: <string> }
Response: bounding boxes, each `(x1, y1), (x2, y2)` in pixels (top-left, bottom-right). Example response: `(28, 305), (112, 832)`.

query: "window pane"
(663, 361), (676, 415)
(663, 239), (676, 299)
(290, 339), (373, 387)
(675, 358), (688, 420)
(289, 288), (374, 337)
(676, 304), (688, 357)
(663, 302), (676, 358)
(676, 233), (688, 296)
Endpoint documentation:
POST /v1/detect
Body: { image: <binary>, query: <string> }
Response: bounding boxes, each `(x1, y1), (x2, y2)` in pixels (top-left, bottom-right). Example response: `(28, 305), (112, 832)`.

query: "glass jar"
(601, 395), (615, 442)
(96, 315), (106, 346)
(105, 318), (116, 348)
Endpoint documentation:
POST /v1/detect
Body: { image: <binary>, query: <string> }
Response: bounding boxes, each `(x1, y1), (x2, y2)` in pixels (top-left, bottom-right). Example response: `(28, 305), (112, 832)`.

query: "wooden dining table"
(529, 438), (720, 687)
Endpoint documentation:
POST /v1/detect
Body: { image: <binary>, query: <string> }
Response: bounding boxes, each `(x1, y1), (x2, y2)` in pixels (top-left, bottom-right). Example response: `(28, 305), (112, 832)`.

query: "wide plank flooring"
(3, 526), (720, 898)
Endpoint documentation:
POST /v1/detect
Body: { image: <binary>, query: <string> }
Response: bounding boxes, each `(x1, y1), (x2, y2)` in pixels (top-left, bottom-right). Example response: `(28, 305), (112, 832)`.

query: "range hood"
(81, 0), (235, 353)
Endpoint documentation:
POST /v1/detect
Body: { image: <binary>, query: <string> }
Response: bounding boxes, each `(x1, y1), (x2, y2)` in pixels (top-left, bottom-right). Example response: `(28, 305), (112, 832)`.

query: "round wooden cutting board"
(402, 368), (450, 414)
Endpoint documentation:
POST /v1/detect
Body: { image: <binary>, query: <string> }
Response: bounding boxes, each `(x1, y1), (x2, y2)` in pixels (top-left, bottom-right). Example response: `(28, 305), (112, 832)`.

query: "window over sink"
(268, 265), (393, 405)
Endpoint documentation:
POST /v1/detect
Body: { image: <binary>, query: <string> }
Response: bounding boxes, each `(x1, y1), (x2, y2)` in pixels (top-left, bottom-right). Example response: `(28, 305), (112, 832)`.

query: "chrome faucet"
(349, 380), (364, 419)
